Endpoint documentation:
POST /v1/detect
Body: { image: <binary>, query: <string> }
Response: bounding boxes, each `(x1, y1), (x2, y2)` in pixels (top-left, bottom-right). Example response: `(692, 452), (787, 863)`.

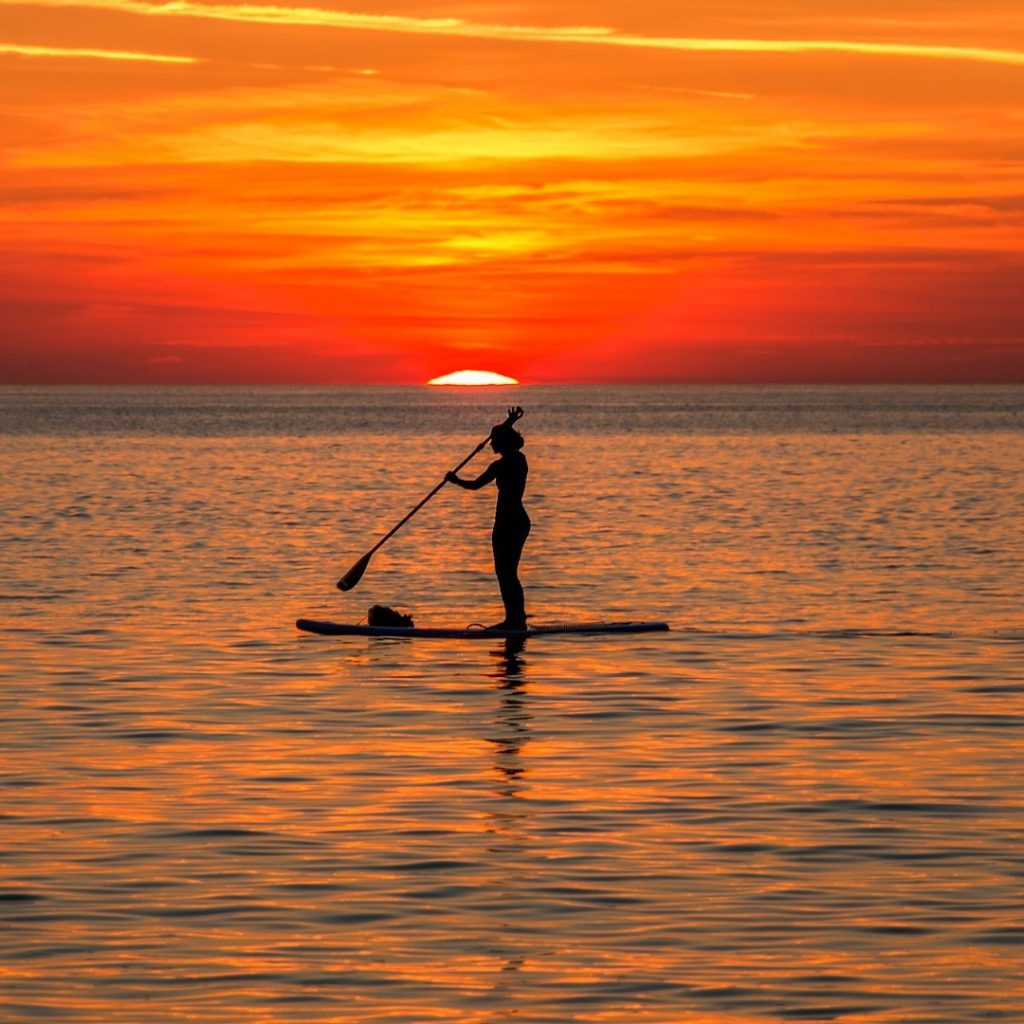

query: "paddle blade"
(337, 552), (371, 591)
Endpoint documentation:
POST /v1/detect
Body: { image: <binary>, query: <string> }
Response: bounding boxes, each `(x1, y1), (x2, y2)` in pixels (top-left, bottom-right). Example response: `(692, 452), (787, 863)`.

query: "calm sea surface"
(1, 385), (1022, 1023)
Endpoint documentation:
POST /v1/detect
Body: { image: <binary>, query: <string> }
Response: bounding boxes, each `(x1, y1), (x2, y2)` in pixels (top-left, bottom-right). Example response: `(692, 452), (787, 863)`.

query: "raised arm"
(446, 462), (498, 490)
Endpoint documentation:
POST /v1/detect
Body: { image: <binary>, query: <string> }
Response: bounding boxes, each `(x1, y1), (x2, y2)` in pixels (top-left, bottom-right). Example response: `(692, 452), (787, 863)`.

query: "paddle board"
(296, 619), (670, 639)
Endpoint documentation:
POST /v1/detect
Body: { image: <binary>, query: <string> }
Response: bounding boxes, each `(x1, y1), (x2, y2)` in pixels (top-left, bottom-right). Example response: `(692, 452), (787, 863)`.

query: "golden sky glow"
(2, 0), (1022, 382)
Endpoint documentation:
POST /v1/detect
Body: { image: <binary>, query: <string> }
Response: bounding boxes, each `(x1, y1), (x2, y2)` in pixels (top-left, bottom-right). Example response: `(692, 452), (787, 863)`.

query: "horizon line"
(3, 380), (1022, 388)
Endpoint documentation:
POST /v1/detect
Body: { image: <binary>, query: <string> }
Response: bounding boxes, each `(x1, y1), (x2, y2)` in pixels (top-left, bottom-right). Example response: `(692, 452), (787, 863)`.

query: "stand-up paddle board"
(296, 619), (670, 639)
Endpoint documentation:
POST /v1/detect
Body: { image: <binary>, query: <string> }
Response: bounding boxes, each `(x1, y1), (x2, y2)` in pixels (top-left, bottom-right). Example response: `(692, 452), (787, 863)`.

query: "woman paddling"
(446, 407), (530, 630)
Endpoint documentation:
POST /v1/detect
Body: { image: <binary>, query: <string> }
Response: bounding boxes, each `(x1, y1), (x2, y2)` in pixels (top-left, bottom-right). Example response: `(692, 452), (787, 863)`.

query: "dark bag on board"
(367, 605), (415, 627)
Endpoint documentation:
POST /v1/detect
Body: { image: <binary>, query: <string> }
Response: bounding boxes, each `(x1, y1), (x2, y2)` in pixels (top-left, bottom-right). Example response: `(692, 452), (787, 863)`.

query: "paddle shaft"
(338, 407), (522, 589)
(361, 437), (489, 559)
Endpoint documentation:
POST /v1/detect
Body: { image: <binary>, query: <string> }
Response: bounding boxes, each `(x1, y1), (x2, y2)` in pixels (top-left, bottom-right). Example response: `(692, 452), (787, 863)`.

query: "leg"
(492, 519), (530, 628)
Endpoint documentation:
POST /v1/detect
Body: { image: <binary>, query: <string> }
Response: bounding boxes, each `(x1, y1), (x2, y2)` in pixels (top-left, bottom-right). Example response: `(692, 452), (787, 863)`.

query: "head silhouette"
(490, 424), (524, 454)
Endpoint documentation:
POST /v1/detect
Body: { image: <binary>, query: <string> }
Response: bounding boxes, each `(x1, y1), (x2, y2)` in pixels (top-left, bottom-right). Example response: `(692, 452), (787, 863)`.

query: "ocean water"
(1, 385), (1022, 1023)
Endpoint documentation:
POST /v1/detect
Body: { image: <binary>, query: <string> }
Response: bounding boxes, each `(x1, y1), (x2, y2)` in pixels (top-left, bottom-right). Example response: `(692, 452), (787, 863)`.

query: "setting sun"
(427, 370), (520, 386)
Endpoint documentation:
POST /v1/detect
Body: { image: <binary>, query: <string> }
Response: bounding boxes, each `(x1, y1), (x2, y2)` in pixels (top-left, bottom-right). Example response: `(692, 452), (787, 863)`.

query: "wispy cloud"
(9, 0), (1024, 67)
(0, 41), (196, 63)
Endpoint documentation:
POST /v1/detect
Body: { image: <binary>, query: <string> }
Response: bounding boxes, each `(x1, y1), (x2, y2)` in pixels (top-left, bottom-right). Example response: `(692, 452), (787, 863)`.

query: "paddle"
(336, 406), (524, 591)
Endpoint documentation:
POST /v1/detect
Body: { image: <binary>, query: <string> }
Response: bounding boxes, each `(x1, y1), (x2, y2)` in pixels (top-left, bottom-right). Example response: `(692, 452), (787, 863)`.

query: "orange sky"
(2, 0), (1022, 383)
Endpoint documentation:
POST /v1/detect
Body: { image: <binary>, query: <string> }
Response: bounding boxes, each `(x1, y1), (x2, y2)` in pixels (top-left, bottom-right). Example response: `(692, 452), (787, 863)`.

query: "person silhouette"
(446, 407), (530, 630)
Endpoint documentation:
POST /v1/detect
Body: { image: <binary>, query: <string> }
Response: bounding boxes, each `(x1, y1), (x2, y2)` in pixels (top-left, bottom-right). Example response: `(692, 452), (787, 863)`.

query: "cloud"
(0, 41), (196, 63)
(8, 0), (1024, 67)
(0, 184), (170, 204)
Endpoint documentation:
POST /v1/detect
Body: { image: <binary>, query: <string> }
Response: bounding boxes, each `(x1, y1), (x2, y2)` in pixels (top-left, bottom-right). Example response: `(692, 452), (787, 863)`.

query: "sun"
(427, 369), (520, 386)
